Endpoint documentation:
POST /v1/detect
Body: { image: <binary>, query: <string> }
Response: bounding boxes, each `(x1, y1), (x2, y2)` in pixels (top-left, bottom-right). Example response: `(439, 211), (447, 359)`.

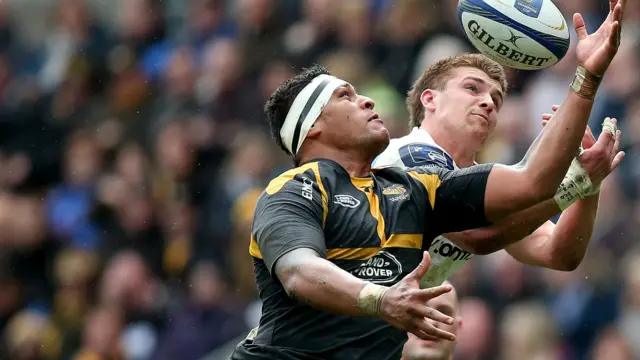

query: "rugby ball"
(457, 0), (570, 70)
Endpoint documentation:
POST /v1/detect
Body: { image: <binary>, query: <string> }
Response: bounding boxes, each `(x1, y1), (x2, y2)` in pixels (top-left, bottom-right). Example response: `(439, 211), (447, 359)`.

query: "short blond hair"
(407, 53), (509, 129)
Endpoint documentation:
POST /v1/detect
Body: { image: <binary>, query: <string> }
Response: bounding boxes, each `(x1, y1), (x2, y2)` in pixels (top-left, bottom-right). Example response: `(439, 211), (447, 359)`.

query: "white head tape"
(280, 74), (347, 155)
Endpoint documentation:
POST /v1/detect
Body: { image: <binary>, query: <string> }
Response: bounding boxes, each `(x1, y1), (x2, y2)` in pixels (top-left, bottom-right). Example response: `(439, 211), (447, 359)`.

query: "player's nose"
(479, 94), (495, 112)
(360, 96), (375, 110)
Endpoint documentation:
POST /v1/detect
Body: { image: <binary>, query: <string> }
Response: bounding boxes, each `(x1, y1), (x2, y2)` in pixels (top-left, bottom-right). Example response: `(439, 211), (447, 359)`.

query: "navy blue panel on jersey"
(399, 143), (455, 170)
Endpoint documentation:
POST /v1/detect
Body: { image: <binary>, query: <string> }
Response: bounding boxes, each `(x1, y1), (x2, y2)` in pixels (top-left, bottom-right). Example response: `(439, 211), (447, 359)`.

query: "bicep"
(505, 220), (555, 267)
(483, 165), (541, 222)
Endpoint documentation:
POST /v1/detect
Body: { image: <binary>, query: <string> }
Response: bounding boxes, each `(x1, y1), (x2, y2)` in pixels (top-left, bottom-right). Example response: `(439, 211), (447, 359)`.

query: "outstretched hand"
(574, 0), (626, 76)
(577, 118), (624, 187)
(380, 252), (456, 342)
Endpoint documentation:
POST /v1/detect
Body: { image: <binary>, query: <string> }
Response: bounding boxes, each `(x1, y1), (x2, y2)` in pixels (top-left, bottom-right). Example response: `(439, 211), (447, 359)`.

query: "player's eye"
(338, 89), (349, 98)
(465, 85), (477, 92)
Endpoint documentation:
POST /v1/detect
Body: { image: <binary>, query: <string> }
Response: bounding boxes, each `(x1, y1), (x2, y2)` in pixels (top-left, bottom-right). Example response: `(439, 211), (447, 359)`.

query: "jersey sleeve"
(406, 164), (494, 239)
(252, 170), (328, 275)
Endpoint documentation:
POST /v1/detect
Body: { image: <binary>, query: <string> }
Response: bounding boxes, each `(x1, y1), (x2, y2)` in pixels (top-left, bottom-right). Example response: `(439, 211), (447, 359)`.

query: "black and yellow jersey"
(232, 158), (493, 360)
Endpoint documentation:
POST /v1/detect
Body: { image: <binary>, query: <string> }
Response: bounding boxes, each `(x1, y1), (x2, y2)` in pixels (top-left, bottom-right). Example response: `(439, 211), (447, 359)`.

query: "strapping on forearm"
(554, 157), (594, 211)
(356, 282), (388, 317)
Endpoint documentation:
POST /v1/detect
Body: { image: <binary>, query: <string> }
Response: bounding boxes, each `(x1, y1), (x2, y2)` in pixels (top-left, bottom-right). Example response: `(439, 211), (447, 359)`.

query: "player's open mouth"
(368, 113), (382, 123)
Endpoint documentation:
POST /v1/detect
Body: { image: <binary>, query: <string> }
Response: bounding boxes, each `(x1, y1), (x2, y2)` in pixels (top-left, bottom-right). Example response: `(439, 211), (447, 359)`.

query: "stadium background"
(0, 0), (638, 359)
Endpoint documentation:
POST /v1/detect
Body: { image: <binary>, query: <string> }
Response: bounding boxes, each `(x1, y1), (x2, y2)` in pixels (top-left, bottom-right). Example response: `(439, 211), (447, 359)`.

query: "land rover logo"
(334, 194), (360, 208)
(355, 251), (403, 284)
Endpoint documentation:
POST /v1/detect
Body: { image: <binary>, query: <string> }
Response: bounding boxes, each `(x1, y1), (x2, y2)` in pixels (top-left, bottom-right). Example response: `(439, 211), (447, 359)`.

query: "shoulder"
(264, 162), (327, 196)
(375, 141), (455, 170)
(374, 130), (455, 170)
(398, 142), (455, 170)
(257, 161), (331, 213)
(254, 162), (334, 232)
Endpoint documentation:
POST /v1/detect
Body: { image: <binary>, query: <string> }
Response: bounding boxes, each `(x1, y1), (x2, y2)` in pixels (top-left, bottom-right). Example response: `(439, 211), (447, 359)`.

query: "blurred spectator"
(152, 261), (248, 360)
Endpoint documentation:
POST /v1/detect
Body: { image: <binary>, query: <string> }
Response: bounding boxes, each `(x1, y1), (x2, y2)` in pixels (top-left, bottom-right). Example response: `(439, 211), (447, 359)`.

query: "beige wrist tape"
(356, 282), (388, 317)
(570, 66), (602, 100)
(554, 157), (594, 211)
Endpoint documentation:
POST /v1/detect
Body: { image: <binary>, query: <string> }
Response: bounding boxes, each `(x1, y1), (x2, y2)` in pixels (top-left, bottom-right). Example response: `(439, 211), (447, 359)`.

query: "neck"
(299, 146), (372, 177)
(420, 121), (480, 168)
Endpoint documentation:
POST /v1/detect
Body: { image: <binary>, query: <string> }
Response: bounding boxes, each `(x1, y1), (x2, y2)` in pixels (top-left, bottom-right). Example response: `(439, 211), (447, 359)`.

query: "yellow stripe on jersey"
(386, 233), (423, 249)
(327, 247), (379, 260)
(265, 163), (317, 195)
(310, 162), (329, 227)
(249, 235), (262, 259)
(407, 171), (442, 209)
(350, 177), (387, 245)
(264, 162), (328, 227)
(327, 234), (423, 260)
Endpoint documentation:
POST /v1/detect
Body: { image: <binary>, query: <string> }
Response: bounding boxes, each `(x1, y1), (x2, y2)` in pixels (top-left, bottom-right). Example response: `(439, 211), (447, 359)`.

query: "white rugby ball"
(457, 0), (570, 70)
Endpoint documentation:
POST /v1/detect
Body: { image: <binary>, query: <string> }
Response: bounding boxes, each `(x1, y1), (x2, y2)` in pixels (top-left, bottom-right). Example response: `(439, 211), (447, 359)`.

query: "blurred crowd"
(0, 0), (638, 359)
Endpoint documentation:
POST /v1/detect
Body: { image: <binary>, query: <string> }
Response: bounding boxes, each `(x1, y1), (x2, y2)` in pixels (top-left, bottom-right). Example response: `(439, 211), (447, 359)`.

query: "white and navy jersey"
(373, 127), (475, 288)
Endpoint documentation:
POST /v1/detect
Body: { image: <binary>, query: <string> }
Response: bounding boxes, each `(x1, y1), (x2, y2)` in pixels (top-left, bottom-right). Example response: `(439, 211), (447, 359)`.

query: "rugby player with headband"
(232, 2), (624, 356)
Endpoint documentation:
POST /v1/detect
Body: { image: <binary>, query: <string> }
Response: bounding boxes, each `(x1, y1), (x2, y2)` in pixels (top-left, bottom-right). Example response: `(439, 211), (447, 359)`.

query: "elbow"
(280, 268), (302, 299)
(550, 252), (585, 272)
(552, 257), (583, 271)
(274, 248), (323, 301)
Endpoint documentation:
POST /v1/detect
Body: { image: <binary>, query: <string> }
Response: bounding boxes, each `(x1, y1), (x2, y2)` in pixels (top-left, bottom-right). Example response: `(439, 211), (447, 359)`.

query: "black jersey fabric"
(231, 158), (493, 360)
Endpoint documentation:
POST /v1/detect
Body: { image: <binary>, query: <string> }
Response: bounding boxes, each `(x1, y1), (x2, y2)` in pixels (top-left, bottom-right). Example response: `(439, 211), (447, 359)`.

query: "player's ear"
(306, 122), (321, 139)
(421, 89), (437, 113)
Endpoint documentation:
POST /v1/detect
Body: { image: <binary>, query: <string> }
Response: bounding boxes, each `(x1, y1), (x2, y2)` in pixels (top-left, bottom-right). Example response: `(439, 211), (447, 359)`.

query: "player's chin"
(374, 131), (390, 148)
(469, 114), (491, 127)
(468, 119), (493, 138)
(364, 133), (390, 157)
(370, 122), (389, 138)
(367, 119), (387, 133)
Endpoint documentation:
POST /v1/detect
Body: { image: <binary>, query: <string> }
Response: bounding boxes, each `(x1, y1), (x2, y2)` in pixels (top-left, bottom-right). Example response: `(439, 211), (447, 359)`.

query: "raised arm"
(482, 0), (625, 222)
(502, 122), (616, 270)
(444, 120), (622, 256)
(506, 193), (600, 271)
(446, 189), (600, 260)
(254, 173), (457, 341)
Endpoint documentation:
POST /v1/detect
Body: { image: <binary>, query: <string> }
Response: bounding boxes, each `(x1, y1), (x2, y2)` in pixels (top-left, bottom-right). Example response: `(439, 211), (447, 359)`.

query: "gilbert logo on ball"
(457, 0), (570, 70)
